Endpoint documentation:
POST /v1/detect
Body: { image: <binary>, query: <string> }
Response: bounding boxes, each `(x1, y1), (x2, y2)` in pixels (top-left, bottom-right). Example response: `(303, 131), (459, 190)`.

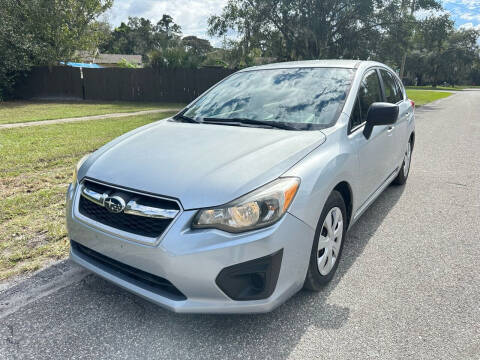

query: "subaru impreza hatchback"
(67, 60), (415, 313)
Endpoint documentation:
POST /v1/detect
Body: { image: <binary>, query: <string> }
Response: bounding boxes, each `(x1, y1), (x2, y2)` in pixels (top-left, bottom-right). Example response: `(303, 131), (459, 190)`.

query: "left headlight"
(192, 177), (300, 233)
(72, 153), (91, 184)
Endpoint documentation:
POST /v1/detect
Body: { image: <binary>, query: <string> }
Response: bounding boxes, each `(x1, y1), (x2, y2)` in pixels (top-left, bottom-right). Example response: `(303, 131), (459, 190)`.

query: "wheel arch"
(332, 181), (353, 228)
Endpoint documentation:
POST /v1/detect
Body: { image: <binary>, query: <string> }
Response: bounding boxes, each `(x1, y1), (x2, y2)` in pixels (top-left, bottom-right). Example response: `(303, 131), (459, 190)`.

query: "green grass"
(0, 112), (176, 280)
(406, 85), (480, 91)
(0, 100), (184, 125)
(406, 89), (453, 106)
(406, 85), (462, 91)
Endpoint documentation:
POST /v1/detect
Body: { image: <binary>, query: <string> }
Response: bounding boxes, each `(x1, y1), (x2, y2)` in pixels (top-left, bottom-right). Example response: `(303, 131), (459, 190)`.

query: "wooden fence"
(15, 66), (236, 103)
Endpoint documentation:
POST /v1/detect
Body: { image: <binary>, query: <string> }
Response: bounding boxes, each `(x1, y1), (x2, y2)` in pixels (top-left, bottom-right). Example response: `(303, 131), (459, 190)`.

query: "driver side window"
(350, 70), (383, 130)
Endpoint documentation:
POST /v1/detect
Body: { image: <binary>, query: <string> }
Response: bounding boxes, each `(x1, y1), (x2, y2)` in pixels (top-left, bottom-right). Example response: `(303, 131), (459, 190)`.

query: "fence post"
(79, 67), (86, 100)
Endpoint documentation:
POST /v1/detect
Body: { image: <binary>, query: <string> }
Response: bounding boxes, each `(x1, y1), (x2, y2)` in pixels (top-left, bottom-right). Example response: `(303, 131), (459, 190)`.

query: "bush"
(117, 58), (139, 68)
(147, 48), (202, 69)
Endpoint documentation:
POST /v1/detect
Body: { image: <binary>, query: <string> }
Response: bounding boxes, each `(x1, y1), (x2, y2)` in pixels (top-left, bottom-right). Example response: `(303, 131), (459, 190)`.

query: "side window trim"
(379, 68), (404, 104)
(348, 67), (381, 135)
(349, 95), (364, 133)
(394, 76), (406, 102)
(376, 68), (387, 103)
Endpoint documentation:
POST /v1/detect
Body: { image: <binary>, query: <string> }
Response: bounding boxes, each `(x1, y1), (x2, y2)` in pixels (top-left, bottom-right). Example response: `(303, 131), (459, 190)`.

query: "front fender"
(284, 125), (358, 231)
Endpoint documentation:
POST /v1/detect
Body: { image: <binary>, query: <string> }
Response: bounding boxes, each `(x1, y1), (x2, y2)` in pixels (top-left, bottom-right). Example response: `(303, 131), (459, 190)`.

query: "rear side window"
(350, 70), (383, 129)
(380, 70), (403, 104)
(394, 77), (405, 101)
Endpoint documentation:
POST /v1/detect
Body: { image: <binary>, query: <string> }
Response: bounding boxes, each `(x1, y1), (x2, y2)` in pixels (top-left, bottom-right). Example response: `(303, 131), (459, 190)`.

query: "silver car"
(67, 60), (415, 313)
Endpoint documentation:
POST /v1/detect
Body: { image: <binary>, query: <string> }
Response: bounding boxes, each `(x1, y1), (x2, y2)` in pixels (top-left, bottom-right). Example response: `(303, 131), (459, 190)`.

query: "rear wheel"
(303, 191), (347, 291)
(392, 139), (412, 185)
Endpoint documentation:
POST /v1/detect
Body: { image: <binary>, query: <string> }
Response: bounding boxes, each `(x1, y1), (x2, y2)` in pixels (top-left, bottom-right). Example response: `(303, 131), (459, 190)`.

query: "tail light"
(409, 99), (415, 109)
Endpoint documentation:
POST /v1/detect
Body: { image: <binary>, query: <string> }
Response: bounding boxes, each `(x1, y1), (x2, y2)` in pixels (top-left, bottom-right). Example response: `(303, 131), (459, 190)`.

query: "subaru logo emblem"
(104, 196), (126, 214)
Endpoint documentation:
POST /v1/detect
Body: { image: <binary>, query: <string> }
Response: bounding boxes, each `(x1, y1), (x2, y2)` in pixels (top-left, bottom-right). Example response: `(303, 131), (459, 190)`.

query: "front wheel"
(303, 191), (347, 291)
(392, 139), (412, 185)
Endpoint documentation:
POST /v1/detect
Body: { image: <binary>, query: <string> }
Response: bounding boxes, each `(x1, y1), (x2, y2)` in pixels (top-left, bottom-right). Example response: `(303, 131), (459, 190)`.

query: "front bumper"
(66, 182), (315, 313)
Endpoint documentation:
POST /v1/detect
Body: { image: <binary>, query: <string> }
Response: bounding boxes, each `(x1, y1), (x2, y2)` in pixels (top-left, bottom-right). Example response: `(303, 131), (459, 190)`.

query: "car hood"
(83, 119), (326, 209)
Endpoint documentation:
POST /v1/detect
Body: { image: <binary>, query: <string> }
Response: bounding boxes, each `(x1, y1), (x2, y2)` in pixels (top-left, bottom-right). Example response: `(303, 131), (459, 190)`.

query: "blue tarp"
(60, 62), (103, 68)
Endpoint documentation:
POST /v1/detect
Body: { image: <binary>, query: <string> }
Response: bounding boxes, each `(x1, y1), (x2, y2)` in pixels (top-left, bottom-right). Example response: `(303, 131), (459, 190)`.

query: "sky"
(444, 0), (480, 30)
(104, 0), (480, 43)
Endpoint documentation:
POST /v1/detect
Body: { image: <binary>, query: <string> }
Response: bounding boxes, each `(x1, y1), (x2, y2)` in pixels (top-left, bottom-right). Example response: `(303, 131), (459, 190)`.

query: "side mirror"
(363, 102), (399, 139)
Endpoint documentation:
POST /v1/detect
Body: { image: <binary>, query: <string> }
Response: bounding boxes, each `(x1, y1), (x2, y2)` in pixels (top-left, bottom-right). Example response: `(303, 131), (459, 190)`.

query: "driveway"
(1, 91), (479, 360)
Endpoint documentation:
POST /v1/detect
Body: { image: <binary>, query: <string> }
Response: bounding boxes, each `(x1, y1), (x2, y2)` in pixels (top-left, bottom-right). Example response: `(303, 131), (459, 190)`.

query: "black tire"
(392, 139), (413, 185)
(303, 190), (347, 291)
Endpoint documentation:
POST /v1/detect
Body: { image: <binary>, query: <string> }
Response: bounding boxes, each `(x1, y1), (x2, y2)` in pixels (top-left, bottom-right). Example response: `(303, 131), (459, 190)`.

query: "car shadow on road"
(72, 184), (405, 358)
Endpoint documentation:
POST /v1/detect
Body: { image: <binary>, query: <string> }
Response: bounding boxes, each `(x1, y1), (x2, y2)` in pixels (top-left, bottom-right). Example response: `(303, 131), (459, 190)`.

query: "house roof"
(75, 51), (142, 65)
(95, 54), (143, 65)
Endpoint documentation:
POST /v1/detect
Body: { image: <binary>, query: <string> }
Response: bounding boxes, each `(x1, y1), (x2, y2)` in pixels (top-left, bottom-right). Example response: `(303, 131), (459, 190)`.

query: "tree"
(209, 0), (383, 62)
(412, 15), (453, 86)
(471, 62), (480, 86)
(396, 0), (443, 79)
(0, 1), (29, 99)
(102, 18), (157, 56)
(148, 47), (202, 69)
(210, 0), (447, 65)
(101, 15), (183, 58)
(210, 0), (447, 63)
(27, 0), (113, 64)
(101, 14), (215, 70)
(146, 36), (214, 69)
(441, 29), (479, 86)
(0, 0), (112, 99)
(157, 14), (182, 37)
(404, 16), (479, 86)
(182, 36), (213, 58)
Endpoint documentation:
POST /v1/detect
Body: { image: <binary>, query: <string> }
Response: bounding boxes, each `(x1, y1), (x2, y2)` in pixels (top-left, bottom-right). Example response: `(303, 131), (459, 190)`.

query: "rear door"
(348, 69), (394, 207)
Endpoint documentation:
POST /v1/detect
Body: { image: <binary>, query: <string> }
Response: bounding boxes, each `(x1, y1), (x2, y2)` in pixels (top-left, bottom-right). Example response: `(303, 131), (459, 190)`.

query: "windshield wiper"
(173, 110), (201, 124)
(202, 117), (299, 131)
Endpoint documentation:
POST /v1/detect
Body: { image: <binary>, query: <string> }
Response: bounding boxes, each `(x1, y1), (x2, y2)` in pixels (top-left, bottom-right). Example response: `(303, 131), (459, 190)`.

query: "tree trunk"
(400, 53), (407, 80)
(399, 0), (416, 80)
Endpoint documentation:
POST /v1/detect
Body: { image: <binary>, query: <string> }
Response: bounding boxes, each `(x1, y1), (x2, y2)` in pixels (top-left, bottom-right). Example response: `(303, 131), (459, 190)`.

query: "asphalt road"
(1, 90), (479, 360)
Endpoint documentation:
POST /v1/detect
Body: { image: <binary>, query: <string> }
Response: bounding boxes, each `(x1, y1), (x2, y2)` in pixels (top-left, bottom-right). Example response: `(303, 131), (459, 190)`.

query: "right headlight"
(72, 153), (91, 184)
(192, 177), (300, 233)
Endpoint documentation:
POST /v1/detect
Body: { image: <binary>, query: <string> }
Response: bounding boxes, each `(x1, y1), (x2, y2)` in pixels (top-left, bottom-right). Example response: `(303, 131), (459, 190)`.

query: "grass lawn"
(406, 85), (463, 91)
(0, 100), (184, 125)
(0, 112), (176, 281)
(406, 85), (480, 91)
(406, 89), (453, 107)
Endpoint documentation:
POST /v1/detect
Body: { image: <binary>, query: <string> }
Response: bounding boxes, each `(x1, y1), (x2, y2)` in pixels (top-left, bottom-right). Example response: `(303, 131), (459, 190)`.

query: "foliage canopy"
(0, 0), (112, 99)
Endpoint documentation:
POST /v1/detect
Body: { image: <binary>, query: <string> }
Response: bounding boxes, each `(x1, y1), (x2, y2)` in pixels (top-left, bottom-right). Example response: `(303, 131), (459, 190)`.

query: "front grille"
(78, 180), (180, 238)
(71, 240), (186, 300)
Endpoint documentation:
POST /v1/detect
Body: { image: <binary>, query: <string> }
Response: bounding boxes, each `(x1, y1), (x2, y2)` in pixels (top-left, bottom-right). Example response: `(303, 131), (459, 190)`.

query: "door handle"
(387, 125), (395, 133)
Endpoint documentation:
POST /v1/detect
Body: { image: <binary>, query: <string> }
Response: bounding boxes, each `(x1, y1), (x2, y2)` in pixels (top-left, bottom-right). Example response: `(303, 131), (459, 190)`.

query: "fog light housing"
(215, 249), (283, 301)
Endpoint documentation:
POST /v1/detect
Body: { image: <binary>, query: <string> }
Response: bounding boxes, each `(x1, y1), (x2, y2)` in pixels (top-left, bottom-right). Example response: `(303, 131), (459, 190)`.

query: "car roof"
(238, 60), (384, 72)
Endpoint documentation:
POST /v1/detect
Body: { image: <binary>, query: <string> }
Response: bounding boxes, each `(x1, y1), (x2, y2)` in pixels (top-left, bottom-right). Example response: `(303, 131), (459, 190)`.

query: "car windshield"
(183, 67), (355, 130)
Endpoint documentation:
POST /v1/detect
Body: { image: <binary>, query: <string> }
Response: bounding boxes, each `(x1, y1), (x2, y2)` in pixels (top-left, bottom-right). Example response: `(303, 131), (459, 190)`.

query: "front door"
(349, 69), (394, 208)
